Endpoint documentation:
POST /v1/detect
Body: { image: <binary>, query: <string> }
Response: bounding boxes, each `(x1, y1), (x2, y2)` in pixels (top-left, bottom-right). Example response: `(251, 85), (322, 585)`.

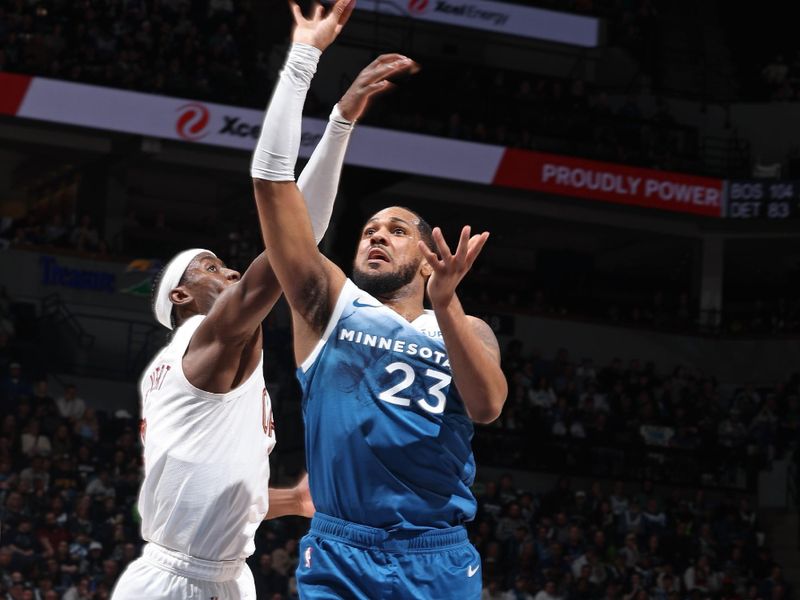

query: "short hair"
(394, 206), (436, 254)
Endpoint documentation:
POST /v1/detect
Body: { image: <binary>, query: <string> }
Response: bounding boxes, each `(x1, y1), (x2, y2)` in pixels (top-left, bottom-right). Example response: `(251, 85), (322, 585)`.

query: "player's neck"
(383, 300), (425, 323)
(375, 286), (425, 323)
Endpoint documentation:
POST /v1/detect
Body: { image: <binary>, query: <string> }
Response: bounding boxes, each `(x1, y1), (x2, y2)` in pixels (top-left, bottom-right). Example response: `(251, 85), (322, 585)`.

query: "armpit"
(298, 276), (331, 335)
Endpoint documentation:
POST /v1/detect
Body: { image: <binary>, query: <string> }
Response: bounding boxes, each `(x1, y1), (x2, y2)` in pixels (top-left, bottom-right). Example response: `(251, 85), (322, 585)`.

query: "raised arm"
(165, 248), (282, 394)
(419, 226), (508, 423)
(251, 0), (417, 362)
(297, 53), (419, 243)
(181, 1), (359, 385)
(250, 0), (353, 364)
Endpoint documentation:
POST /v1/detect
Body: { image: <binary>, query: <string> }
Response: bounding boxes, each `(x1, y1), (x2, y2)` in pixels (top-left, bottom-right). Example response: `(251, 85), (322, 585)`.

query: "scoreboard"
(726, 180), (800, 219)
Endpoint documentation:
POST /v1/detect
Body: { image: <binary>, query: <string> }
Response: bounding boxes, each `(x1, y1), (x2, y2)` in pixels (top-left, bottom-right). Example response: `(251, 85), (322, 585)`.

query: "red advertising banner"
(493, 149), (724, 217)
(0, 73), (33, 116)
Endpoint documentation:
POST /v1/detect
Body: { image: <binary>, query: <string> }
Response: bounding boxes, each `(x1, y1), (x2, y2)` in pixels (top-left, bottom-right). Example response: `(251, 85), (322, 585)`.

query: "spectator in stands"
(20, 419), (51, 457)
(42, 214), (68, 247)
(68, 215), (100, 253)
(85, 470), (115, 499)
(1, 363), (32, 406)
(56, 384), (85, 422)
(496, 502), (528, 542)
(684, 555), (721, 593)
(762, 55), (789, 87)
(252, 553), (287, 598)
(718, 407), (748, 449)
(619, 532), (641, 568)
(534, 580), (563, 600)
(5, 517), (40, 572)
(50, 424), (73, 457)
(18, 455), (49, 492)
(530, 376), (558, 409)
(73, 407), (99, 443)
(642, 497), (667, 534)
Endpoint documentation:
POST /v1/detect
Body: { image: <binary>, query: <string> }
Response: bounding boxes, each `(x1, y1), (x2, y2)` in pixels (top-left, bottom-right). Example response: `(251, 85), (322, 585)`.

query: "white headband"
(153, 248), (216, 329)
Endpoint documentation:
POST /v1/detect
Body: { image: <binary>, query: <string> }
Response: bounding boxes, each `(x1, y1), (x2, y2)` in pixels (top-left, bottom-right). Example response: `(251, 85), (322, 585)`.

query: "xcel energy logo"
(176, 103), (210, 141)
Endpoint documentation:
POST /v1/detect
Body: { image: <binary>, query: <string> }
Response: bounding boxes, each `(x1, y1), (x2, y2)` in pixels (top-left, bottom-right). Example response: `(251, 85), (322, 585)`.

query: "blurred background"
(0, 0), (799, 598)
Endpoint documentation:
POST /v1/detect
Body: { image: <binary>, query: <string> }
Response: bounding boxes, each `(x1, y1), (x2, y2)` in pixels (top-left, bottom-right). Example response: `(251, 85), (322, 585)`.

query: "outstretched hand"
(338, 54), (420, 122)
(419, 226), (490, 310)
(291, 0), (355, 52)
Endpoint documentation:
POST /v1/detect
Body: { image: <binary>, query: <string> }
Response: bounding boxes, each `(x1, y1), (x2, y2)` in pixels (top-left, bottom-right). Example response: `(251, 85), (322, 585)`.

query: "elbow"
(471, 408), (501, 425)
(252, 178), (294, 200)
(470, 381), (508, 425)
(252, 177), (277, 197)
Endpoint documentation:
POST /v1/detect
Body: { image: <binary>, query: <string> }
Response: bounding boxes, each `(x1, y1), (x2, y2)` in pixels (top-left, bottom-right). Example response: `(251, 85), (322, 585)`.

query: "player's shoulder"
(139, 316), (205, 384)
(465, 313), (492, 331)
(465, 315), (500, 354)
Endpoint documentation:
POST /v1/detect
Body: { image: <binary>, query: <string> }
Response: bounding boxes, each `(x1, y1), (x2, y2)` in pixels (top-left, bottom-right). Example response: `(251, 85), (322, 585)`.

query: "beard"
(352, 259), (420, 297)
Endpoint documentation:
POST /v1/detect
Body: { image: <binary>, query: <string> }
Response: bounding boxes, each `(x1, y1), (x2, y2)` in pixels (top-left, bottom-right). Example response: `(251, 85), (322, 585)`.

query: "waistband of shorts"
(141, 543), (245, 582)
(309, 512), (468, 552)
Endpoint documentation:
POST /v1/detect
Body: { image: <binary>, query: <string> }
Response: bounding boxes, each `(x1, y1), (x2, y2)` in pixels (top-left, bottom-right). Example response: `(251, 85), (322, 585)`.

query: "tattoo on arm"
(298, 275), (332, 335)
(469, 318), (501, 364)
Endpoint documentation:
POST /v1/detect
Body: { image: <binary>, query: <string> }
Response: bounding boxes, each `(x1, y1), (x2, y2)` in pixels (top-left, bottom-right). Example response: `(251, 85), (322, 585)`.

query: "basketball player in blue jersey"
(249, 1), (508, 596)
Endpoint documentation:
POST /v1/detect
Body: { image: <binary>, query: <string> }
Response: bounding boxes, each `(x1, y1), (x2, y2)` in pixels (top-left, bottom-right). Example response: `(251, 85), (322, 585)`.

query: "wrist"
(330, 103), (355, 128)
(289, 41), (322, 56)
(430, 293), (456, 313)
(284, 42), (322, 78)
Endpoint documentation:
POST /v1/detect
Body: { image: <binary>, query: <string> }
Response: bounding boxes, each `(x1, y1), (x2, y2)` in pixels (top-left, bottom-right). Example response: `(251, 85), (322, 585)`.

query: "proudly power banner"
(0, 73), (724, 217)
(354, 0), (600, 47)
(493, 149), (724, 218)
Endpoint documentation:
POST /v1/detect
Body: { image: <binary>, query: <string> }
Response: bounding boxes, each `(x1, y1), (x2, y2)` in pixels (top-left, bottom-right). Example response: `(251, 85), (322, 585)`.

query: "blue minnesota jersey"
(297, 279), (477, 531)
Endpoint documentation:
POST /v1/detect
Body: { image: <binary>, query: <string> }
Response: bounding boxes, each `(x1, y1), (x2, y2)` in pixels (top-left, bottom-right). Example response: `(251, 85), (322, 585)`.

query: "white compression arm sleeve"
(297, 103), (354, 243)
(250, 43), (320, 182)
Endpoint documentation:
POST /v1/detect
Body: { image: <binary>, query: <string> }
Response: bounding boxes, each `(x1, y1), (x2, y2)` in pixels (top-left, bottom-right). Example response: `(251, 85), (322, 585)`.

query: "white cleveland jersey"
(137, 315), (275, 562)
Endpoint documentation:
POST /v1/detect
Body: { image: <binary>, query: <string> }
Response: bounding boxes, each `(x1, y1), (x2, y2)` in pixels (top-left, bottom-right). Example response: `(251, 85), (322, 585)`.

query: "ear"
(169, 286), (192, 308)
(420, 256), (433, 279)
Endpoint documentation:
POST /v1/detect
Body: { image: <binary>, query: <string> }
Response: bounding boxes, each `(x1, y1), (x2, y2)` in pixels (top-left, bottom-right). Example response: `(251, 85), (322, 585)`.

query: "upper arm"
(252, 178), (346, 334)
(467, 316), (502, 365)
(182, 252), (281, 392)
(199, 251), (281, 342)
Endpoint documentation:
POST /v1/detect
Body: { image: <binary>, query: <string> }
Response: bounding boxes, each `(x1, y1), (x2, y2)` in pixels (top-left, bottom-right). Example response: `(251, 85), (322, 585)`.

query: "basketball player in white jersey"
(109, 4), (415, 595)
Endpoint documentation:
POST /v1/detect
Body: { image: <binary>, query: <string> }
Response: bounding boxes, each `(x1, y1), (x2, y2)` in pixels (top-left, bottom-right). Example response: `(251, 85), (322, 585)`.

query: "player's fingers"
(355, 56), (417, 89)
(340, 0), (356, 24)
(374, 53), (408, 65)
(465, 232), (490, 268)
(388, 58), (419, 77)
(365, 80), (395, 96)
(312, 2), (324, 20)
(289, 1), (305, 23)
(331, 0), (355, 24)
(418, 241), (441, 268)
(379, 56), (413, 71)
(453, 225), (471, 264)
(431, 227), (454, 261)
(365, 57), (413, 83)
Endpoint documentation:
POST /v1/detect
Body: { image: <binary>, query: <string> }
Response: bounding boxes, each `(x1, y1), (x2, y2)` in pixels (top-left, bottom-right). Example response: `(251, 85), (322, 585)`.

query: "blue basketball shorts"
(296, 513), (482, 599)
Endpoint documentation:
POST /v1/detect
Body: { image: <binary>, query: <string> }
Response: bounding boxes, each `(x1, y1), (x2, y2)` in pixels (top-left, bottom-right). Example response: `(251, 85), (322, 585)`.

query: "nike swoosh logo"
(467, 564), (479, 577)
(353, 298), (380, 308)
